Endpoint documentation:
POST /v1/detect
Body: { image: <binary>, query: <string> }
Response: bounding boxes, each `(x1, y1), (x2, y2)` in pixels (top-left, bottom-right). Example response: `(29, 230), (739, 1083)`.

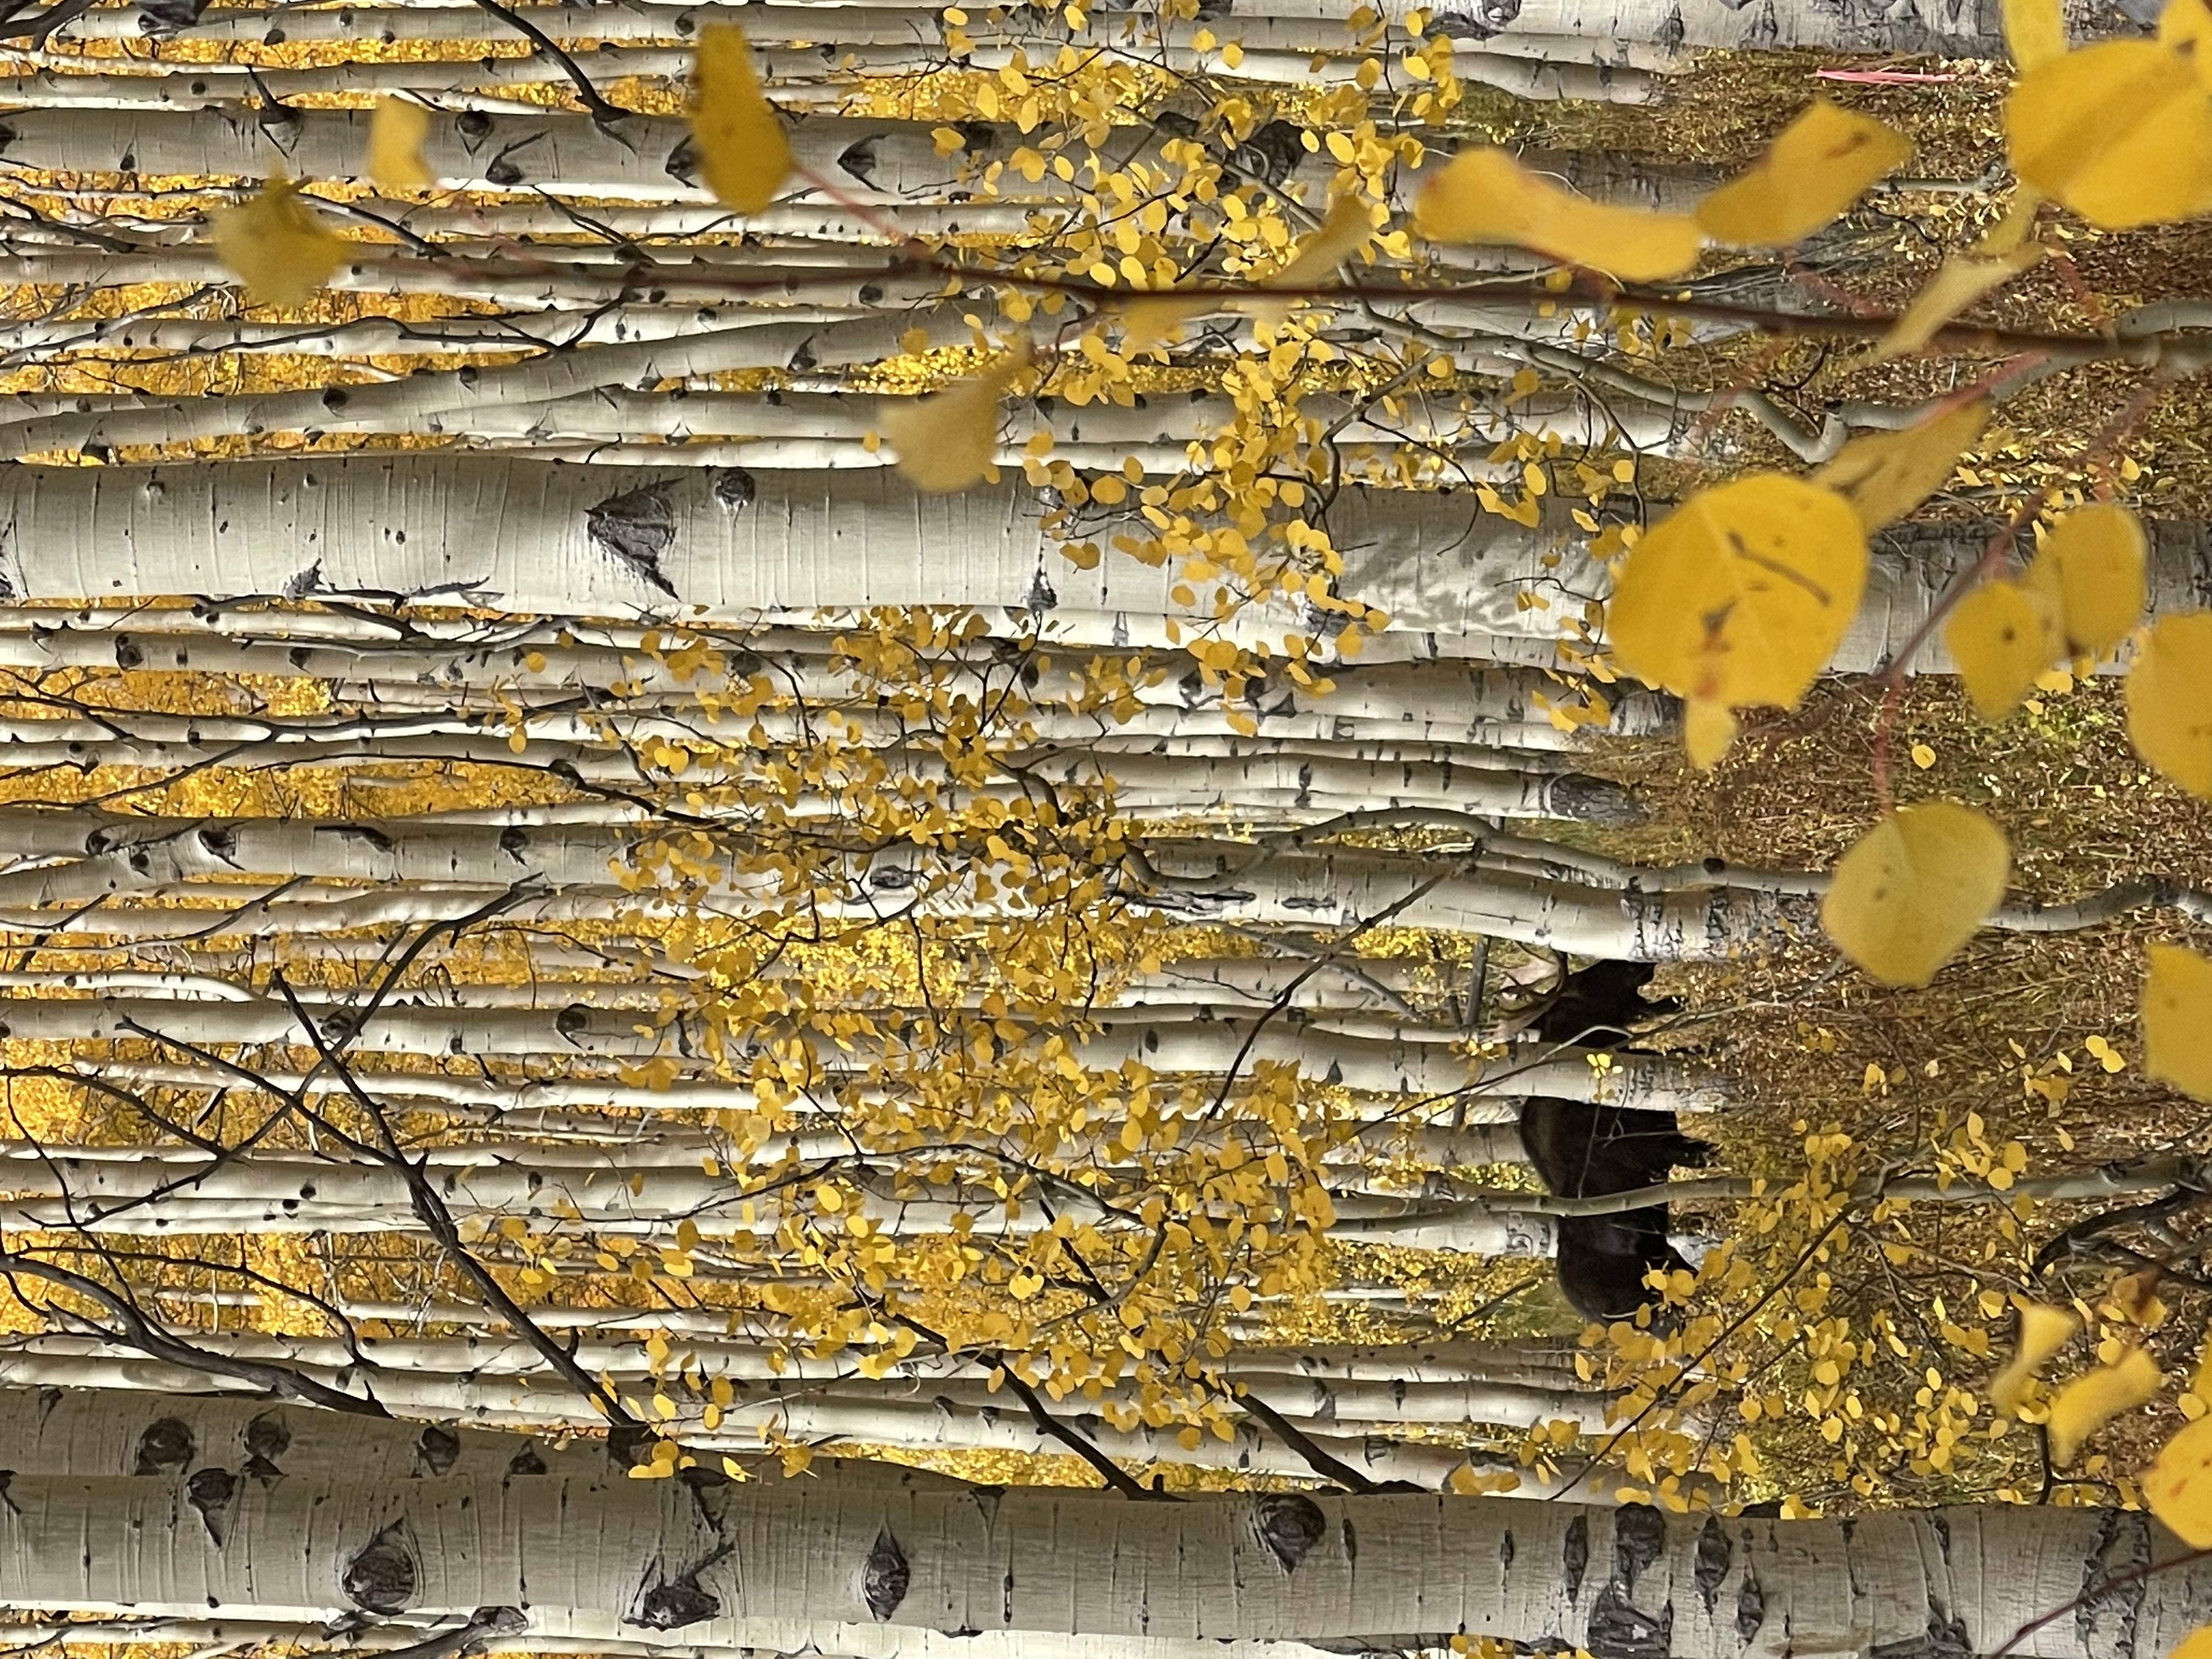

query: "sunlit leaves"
(2143, 943), (2212, 1102)
(1821, 803), (2010, 986)
(1244, 193), (1378, 327)
(880, 352), (1026, 492)
(1989, 1301), (2080, 1412)
(690, 24), (792, 213)
(2149, 1415), (2212, 1545)
(1813, 400), (1988, 531)
(211, 178), (346, 308)
(1694, 100), (1912, 246)
(2046, 1347), (2162, 1464)
(1951, 505), (2147, 720)
(2006, 16), (2212, 228)
(2036, 503), (2148, 657)
(2128, 612), (2212, 795)
(367, 98), (435, 192)
(1606, 475), (1867, 763)
(1947, 577), (2063, 722)
(1413, 148), (1702, 280)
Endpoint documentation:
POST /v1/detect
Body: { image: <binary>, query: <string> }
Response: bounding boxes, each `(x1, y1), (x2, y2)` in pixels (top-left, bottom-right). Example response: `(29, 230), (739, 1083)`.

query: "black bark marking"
(633, 1579), (720, 1630)
(242, 1412), (289, 1482)
(630, 1543), (730, 1631)
(1612, 1505), (1666, 1594)
(134, 1417), (195, 1476)
(415, 1425), (461, 1477)
(1340, 1516), (1357, 1567)
(1585, 1584), (1673, 1659)
(585, 486), (679, 600)
(1871, 1607), (1972, 1659)
(185, 1468), (237, 1548)
(1253, 1493), (1327, 1573)
(606, 1424), (653, 1471)
(1693, 1515), (1731, 1614)
(505, 1442), (548, 1477)
(2076, 1509), (2152, 1659)
(1736, 1570), (1766, 1640)
(1562, 1515), (1590, 1604)
(1546, 773), (1647, 827)
(712, 469), (755, 512)
(343, 1520), (420, 1614)
(1499, 1529), (1515, 1568)
(861, 1527), (911, 1621)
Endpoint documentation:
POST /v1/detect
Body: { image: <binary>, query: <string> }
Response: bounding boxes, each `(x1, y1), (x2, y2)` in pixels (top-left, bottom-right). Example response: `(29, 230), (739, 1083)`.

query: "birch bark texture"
(0, 1472), (2195, 1659)
(4, 461), (2196, 669)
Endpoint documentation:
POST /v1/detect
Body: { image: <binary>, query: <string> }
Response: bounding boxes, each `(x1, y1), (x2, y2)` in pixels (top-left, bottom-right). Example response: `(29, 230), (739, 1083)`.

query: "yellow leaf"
(690, 24), (792, 214)
(2127, 611), (2212, 796)
(1945, 577), (2063, 722)
(1989, 1301), (2079, 1412)
(2006, 38), (2212, 229)
(1413, 148), (1703, 281)
(2046, 1347), (2162, 1465)
(1812, 400), (1989, 530)
(1122, 295), (1213, 348)
(211, 179), (345, 308)
(1607, 474), (1867, 718)
(2144, 943), (2212, 1102)
(879, 351), (1026, 493)
(1242, 194), (1376, 328)
(1683, 698), (1739, 769)
(2164, 0), (2212, 87)
(2032, 501), (2146, 658)
(1820, 802), (2010, 987)
(2150, 1417), (2212, 1547)
(1694, 99), (1912, 246)
(366, 97), (434, 192)
(2004, 0), (2066, 70)
(1873, 245), (2042, 360)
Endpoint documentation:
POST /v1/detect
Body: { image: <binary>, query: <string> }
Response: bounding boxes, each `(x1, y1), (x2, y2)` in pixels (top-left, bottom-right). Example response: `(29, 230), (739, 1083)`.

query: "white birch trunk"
(3, 461), (2185, 674)
(0, 1470), (2187, 1659)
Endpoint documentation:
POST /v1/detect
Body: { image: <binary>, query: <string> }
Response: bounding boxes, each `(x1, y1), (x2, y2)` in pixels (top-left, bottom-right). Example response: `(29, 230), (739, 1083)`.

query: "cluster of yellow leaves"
(1946, 504), (2147, 721)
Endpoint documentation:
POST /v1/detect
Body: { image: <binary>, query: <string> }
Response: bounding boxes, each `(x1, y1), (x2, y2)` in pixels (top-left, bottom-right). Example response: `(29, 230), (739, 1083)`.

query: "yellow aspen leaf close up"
(1812, 400), (1989, 531)
(2127, 611), (2212, 795)
(1244, 193), (1378, 327)
(1413, 148), (1703, 281)
(210, 179), (346, 308)
(2149, 1414), (2212, 1545)
(1988, 1301), (2081, 1412)
(1693, 99), (1913, 246)
(2169, 1624), (2212, 1659)
(2045, 1346), (2163, 1464)
(2143, 943), (2212, 1102)
(1820, 802), (2011, 987)
(2032, 501), (2148, 658)
(879, 352), (1026, 493)
(2004, 0), (2067, 69)
(690, 24), (792, 214)
(1874, 244), (2043, 360)
(366, 98), (434, 193)
(1606, 474), (1867, 763)
(1945, 577), (2063, 722)
(2006, 32), (2212, 229)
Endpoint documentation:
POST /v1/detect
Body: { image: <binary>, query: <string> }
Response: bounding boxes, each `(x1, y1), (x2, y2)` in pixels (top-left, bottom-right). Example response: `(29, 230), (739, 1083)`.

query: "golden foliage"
(1820, 803), (2011, 987)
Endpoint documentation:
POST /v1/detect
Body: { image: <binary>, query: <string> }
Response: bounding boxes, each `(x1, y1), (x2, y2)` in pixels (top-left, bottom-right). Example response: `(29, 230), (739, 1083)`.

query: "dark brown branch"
(269, 970), (643, 1431)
